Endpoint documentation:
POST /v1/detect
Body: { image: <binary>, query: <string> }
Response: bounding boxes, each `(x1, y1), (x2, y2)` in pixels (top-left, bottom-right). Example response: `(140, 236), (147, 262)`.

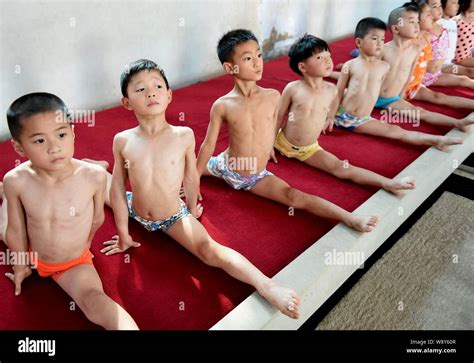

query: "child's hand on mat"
(269, 149), (278, 163)
(101, 235), (141, 255)
(190, 203), (204, 219)
(323, 118), (334, 134)
(5, 264), (32, 296)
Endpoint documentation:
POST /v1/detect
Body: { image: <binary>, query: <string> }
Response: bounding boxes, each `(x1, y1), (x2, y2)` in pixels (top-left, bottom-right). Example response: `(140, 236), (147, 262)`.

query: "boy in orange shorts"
(1, 93), (138, 330)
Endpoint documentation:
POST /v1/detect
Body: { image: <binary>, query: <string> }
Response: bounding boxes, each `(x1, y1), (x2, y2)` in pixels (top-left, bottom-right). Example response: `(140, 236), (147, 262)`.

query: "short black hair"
(288, 34), (330, 76)
(120, 59), (169, 97)
(441, 0), (449, 8)
(6, 92), (70, 141)
(217, 29), (259, 64)
(458, 0), (472, 14)
(355, 17), (387, 39)
(388, 5), (420, 32)
(404, 1), (429, 11)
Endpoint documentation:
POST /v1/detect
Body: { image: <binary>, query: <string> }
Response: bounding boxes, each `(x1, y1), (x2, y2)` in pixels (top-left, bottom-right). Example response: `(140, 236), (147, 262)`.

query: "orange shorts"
(31, 247), (94, 282)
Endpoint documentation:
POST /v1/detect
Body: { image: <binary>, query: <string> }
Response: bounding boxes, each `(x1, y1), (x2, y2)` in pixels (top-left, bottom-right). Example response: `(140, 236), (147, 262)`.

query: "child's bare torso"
(119, 125), (189, 220)
(342, 57), (389, 116)
(219, 87), (279, 174)
(381, 41), (420, 97)
(283, 80), (337, 146)
(13, 159), (100, 263)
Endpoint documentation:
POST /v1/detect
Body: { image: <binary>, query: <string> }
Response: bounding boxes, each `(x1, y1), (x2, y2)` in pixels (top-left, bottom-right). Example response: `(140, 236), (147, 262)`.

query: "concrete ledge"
(211, 127), (473, 330)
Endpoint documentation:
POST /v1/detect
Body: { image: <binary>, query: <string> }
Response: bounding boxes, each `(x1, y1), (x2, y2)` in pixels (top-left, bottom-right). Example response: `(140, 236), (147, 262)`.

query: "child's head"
(354, 17), (387, 56)
(388, 5), (421, 39)
(426, 0), (444, 20)
(217, 29), (263, 81)
(441, 0), (460, 17)
(6, 93), (75, 168)
(288, 34), (332, 77)
(120, 59), (172, 117)
(458, 0), (474, 15)
(407, 1), (434, 30)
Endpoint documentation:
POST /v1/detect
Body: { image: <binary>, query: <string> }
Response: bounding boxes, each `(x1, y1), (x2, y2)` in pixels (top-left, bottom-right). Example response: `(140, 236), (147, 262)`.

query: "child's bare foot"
(258, 282), (300, 319)
(348, 215), (379, 232)
(434, 136), (464, 151)
(383, 176), (416, 195)
(82, 158), (110, 170)
(455, 112), (474, 132)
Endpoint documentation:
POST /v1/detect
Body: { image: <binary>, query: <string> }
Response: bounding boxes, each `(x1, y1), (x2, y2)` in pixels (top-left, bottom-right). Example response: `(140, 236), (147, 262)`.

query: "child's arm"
(102, 134), (141, 255)
(400, 48), (421, 99)
(323, 85), (340, 134)
(196, 101), (225, 176)
(336, 62), (351, 105)
(3, 173), (32, 295)
(86, 169), (106, 245)
(276, 84), (293, 132)
(183, 129), (203, 218)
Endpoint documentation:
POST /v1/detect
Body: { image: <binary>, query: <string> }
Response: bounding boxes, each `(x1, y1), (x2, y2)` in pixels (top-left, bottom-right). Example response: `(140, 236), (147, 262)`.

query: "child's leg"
(442, 64), (474, 79)
(390, 99), (474, 131)
(165, 216), (300, 318)
(355, 119), (463, 151)
(81, 159), (112, 206)
(0, 182), (6, 244)
(456, 57), (474, 68)
(414, 87), (474, 110)
(56, 264), (139, 330)
(432, 73), (474, 90)
(249, 175), (379, 232)
(303, 150), (415, 195)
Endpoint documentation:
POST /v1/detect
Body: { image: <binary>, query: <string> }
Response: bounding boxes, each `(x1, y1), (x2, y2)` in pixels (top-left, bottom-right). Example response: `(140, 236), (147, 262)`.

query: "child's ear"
(391, 25), (399, 34)
(11, 139), (25, 158)
(121, 97), (132, 111)
(223, 62), (236, 75)
(167, 89), (173, 103)
(355, 37), (363, 48)
(71, 124), (75, 141)
(297, 62), (306, 75)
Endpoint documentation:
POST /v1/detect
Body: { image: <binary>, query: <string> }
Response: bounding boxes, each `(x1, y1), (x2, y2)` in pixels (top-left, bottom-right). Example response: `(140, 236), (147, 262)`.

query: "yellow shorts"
(274, 129), (322, 161)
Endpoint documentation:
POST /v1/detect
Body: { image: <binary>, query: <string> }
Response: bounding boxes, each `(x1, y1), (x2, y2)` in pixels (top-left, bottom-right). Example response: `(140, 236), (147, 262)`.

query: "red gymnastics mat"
(0, 36), (472, 330)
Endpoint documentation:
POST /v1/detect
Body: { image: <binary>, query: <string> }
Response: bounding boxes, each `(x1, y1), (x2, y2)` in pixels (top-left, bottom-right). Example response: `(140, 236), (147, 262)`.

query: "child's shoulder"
(171, 125), (195, 140)
(113, 127), (137, 144)
(73, 159), (107, 183)
(322, 80), (338, 94)
(3, 162), (32, 190)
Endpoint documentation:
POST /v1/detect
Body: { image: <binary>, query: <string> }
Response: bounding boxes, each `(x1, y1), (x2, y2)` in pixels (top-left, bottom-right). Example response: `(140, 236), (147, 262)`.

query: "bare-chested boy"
(99, 59), (301, 319)
(336, 17), (464, 150)
(196, 29), (379, 232)
(1, 93), (138, 329)
(274, 34), (415, 195)
(375, 5), (474, 130)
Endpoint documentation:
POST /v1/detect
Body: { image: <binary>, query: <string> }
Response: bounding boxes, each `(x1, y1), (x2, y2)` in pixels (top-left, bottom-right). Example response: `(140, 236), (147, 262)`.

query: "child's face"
(225, 40), (263, 81)
(443, 0), (459, 17)
(12, 111), (75, 171)
(420, 6), (434, 30)
(358, 29), (385, 56)
(429, 0), (444, 20)
(396, 11), (420, 39)
(301, 50), (333, 77)
(122, 69), (172, 117)
(467, 1), (474, 17)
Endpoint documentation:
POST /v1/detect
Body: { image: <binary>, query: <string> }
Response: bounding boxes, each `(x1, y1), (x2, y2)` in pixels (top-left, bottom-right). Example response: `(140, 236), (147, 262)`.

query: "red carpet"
(0, 35), (472, 330)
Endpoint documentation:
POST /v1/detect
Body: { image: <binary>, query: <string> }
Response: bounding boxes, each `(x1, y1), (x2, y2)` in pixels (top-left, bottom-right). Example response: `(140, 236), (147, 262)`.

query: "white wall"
(0, 0), (401, 139)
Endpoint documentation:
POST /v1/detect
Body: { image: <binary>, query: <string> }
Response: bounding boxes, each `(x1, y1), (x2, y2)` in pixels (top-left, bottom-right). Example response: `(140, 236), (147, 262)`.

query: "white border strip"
(211, 127), (474, 330)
